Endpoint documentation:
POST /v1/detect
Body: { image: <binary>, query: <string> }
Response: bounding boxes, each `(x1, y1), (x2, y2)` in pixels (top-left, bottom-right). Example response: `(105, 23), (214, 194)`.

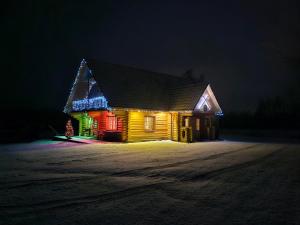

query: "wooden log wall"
(113, 109), (129, 142)
(128, 111), (169, 142)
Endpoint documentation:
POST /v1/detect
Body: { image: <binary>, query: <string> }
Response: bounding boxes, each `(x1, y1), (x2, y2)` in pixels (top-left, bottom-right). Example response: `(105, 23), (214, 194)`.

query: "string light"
(72, 96), (108, 111)
(64, 59), (88, 113)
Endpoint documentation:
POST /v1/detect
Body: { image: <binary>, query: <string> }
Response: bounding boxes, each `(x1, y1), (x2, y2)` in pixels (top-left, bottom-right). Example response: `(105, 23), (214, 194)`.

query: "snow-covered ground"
(0, 140), (299, 225)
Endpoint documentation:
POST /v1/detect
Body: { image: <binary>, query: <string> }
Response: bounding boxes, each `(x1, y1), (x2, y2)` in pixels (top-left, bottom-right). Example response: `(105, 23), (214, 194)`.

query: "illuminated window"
(182, 117), (189, 127)
(92, 120), (98, 135)
(144, 116), (155, 131)
(185, 117), (189, 127)
(196, 118), (200, 131)
(107, 116), (117, 130)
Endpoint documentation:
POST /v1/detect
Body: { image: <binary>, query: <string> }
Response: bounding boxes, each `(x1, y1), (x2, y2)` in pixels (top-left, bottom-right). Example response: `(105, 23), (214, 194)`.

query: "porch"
(70, 111), (124, 142)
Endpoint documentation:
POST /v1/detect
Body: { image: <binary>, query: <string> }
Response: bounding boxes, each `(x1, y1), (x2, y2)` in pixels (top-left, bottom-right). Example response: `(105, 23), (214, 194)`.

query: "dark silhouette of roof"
(64, 59), (208, 112)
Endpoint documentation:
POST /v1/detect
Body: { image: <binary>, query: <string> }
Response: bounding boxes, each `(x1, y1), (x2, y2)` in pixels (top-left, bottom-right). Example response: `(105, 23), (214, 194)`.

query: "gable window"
(107, 116), (117, 130)
(144, 116), (155, 131)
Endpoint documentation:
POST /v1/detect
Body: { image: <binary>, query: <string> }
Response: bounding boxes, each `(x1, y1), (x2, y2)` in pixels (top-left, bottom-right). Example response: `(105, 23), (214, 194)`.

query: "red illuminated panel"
(88, 110), (123, 133)
(107, 116), (117, 130)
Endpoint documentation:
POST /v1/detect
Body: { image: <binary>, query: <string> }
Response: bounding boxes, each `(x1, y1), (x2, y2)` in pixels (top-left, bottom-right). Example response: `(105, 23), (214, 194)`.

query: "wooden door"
(204, 117), (211, 139)
(170, 113), (178, 141)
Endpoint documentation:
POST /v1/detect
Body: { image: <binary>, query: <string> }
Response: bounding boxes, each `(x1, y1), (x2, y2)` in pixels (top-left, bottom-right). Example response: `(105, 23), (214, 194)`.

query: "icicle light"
(72, 96), (108, 111)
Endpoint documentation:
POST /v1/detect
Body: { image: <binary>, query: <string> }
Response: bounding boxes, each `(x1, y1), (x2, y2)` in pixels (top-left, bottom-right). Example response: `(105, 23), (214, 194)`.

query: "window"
(182, 117), (189, 127)
(185, 117), (189, 127)
(144, 116), (155, 131)
(107, 116), (117, 130)
(92, 120), (98, 136)
(196, 118), (200, 131)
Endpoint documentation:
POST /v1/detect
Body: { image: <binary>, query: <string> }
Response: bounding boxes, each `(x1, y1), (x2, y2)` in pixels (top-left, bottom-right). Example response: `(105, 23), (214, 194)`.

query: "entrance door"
(170, 113), (178, 141)
(179, 115), (192, 142)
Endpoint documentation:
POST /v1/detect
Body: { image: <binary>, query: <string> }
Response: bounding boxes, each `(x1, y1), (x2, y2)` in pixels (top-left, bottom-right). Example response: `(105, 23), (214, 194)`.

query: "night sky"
(2, 0), (300, 112)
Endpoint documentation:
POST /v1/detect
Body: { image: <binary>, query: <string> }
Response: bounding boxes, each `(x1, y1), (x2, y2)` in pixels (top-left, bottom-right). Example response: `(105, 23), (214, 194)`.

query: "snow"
(0, 140), (299, 225)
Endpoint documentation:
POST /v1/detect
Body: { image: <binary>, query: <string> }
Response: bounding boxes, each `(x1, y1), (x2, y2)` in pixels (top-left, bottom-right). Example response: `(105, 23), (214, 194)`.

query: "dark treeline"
(0, 109), (78, 143)
(221, 94), (300, 129)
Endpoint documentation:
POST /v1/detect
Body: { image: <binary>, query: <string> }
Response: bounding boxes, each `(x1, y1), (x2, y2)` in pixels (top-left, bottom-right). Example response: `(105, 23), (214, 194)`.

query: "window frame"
(144, 116), (155, 132)
(182, 116), (190, 127)
(107, 116), (118, 131)
(196, 118), (200, 131)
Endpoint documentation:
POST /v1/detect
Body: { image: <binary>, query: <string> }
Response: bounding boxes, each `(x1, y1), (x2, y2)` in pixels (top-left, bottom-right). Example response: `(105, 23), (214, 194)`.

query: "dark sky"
(2, 0), (300, 112)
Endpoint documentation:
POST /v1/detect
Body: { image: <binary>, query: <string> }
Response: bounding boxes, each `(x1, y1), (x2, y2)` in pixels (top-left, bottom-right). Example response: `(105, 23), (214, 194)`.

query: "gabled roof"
(64, 59), (221, 113)
(169, 83), (208, 111)
(194, 84), (223, 115)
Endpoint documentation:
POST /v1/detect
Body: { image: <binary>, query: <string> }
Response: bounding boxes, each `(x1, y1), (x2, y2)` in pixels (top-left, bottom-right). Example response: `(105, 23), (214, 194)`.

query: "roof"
(64, 59), (210, 113)
(169, 83), (208, 111)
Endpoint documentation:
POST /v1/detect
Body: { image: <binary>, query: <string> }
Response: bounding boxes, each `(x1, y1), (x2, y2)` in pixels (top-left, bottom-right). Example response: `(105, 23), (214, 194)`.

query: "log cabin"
(64, 59), (223, 142)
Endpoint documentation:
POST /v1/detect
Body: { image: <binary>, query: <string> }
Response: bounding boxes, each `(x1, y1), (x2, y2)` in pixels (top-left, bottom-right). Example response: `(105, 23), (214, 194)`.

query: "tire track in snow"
(2, 146), (283, 216)
(0, 144), (266, 191)
(0, 181), (172, 215)
(0, 176), (95, 190)
(111, 144), (261, 177)
(0, 145), (288, 217)
(182, 146), (286, 182)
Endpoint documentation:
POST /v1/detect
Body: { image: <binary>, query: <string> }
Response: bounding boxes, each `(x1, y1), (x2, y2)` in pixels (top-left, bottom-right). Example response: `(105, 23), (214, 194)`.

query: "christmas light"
(72, 96), (108, 111)
(64, 59), (89, 113)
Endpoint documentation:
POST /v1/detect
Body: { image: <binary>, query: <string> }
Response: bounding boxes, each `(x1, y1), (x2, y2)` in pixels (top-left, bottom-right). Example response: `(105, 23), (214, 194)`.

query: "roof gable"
(64, 60), (107, 113)
(168, 83), (208, 111)
(194, 84), (223, 115)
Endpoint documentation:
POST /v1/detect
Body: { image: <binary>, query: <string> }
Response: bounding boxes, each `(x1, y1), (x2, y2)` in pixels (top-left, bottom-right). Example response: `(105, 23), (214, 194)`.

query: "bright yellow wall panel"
(128, 111), (169, 142)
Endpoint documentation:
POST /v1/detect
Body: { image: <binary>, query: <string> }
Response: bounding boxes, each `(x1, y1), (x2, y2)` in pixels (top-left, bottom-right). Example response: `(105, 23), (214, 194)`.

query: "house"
(64, 59), (223, 142)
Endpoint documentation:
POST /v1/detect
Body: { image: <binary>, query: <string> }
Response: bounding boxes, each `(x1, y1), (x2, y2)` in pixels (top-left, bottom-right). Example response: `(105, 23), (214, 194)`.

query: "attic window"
(144, 116), (155, 131)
